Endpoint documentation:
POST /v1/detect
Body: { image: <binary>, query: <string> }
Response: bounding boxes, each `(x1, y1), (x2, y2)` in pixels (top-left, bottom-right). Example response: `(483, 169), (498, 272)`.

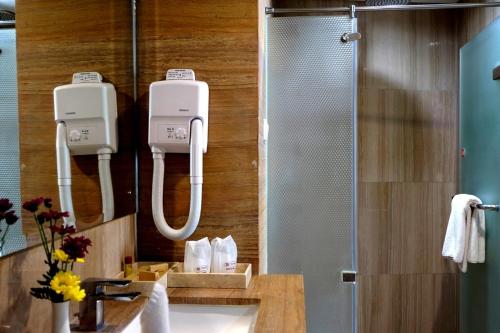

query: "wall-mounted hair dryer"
(54, 72), (118, 227)
(149, 69), (209, 241)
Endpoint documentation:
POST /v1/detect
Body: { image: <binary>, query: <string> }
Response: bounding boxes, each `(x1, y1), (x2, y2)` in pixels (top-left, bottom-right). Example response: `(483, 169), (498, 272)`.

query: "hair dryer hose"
(151, 119), (203, 240)
(56, 122), (76, 227)
(98, 149), (114, 222)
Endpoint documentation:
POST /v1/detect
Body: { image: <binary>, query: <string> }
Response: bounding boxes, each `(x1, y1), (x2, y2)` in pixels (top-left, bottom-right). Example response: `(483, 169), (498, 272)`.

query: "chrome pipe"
(0, 20), (14, 28)
(358, 3), (500, 11)
(266, 2), (500, 15)
(471, 203), (500, 212)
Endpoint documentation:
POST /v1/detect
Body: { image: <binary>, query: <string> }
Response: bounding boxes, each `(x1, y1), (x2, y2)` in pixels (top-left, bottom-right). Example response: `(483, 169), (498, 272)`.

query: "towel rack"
(451, 195), (500, 211)
(470, 203), (500, 212)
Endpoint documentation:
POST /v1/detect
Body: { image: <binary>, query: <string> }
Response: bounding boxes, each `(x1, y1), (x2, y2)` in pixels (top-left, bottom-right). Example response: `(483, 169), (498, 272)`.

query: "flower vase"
(52, 301), (70, 333)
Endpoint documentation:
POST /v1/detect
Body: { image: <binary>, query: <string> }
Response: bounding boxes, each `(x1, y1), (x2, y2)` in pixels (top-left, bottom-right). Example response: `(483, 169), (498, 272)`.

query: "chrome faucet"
(78, 278), (141, 331)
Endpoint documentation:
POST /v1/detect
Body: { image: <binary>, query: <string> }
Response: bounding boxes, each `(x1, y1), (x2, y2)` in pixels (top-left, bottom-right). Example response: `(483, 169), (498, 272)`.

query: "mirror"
(0, 0), (135, 256)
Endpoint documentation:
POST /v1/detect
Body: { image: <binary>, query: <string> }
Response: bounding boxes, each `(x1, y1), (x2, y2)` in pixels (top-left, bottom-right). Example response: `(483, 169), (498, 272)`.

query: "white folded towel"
(140, 282), (171, 333)
(442, 194), (485, 272)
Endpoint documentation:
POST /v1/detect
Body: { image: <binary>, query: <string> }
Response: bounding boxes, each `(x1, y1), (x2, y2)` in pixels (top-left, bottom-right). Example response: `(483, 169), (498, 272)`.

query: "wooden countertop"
(71, 297), (149, 333)
(71, 274), (305, 332)
(168, 274), (306, 333)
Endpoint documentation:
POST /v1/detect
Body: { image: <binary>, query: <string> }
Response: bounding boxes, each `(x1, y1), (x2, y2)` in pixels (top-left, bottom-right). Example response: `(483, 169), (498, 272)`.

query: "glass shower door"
(460, 17), (500, 333)
(266, 16), (358, 333)
(0, 28), (25, 255)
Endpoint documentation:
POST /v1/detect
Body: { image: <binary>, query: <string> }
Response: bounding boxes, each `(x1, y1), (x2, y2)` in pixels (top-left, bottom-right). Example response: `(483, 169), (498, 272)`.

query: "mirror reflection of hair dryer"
(148, 69), (209, 241)
(53, 72), (118, 227)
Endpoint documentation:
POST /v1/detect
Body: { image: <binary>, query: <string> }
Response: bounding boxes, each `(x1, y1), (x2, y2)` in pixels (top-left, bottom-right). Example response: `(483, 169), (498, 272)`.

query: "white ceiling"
(0, 0), (15, 12)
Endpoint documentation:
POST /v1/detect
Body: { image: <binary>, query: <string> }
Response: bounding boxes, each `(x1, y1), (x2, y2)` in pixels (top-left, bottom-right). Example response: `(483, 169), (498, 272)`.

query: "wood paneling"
(15, 0), (135, 244)
(358, 274), (458, 333)
(358, 182), (457, 276)
(0, 214), (136, 332)
(357, 10), (459, 332)
(136, 0), (260, 270)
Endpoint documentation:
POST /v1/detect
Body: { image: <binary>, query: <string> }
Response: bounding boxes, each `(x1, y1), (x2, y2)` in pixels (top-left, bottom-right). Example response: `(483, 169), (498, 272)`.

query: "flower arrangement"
(23, 197), (92, 303)
(0, 198), (20, 254)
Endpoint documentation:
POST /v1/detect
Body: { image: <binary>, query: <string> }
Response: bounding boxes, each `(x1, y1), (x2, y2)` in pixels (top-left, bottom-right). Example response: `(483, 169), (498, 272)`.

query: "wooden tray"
(110, 261), (168, 297)
(167, 263), (252, 289)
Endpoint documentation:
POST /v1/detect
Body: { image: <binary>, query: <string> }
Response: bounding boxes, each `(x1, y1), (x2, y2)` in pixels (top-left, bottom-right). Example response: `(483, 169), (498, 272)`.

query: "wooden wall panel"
(0, 214), (136, 332)
(358, 274), (458, 333)
(357, 10), (459, 333)
(136, 1), (259, 269)
(16, 0), (135, 244)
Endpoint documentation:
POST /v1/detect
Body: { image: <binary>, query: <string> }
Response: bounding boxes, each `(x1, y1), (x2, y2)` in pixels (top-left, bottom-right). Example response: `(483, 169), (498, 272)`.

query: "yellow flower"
(64, 285), (86, 302)
(53, 249), (69, 262)
(50, 271), (85, 301)
(76, 258), (85, 263)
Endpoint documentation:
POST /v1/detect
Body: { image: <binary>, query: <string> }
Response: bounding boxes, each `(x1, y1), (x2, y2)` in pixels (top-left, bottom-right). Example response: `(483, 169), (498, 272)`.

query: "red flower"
(51, 210), (69, 220)
(59, 225), (76, 235)
(4, 211), (19, 225)
(0, 198), (13, 213)
(37, 212), (51, 224)
(37, 210), (69, 224)
(49, 225), (60, 233)
(50, 225), (76, 235)
(43, 198), (53, 209)
(22, 197), (44, 213)
(61, 235), (92, 260)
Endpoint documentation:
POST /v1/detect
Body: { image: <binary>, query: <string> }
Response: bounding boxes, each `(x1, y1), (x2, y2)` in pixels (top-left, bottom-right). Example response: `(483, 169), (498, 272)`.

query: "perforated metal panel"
(266, 16), (357, 333)
(0, 29), (26, 256)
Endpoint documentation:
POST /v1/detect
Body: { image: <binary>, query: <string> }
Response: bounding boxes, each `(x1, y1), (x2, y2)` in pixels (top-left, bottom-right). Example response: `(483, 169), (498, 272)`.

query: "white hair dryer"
(54, 72), (118, 226)
(148, 69), (209, 241)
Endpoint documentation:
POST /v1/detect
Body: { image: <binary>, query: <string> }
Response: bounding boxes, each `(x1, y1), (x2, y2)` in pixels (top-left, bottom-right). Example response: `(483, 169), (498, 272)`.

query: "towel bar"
(451, 195), (499, 211)
(470, 203), (500, 211)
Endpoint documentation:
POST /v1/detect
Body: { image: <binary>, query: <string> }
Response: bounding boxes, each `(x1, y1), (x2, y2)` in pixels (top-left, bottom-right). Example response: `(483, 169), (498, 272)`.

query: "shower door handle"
(340, 32), (362, 43)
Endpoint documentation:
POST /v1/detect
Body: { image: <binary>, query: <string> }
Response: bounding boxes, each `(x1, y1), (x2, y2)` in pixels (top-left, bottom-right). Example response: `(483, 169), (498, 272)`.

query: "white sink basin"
(169, 304), (259, 333)
(119, 283), (258, 333)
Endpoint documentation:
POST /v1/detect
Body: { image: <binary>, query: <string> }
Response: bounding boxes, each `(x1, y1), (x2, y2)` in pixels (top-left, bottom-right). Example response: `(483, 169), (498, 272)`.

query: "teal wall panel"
(460, 16), (500, 333)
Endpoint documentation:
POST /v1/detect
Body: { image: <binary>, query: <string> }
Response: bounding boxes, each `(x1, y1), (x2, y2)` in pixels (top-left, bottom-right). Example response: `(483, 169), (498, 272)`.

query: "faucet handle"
(100, 291), (141, 302)
(78, 279), (140, 331)
(95, 279), (131, 287)
(81, 278), (132, 295)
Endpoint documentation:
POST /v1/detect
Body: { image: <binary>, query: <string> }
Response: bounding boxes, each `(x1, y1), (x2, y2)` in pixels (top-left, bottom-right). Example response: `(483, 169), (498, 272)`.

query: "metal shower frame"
(266, 2), (500, 18)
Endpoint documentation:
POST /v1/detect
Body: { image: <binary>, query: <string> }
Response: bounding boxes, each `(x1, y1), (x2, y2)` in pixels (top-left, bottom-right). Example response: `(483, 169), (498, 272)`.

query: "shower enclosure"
(265, 3), (500, 333)
(266, 15), (358, 333)
(0, 15), (24, 255)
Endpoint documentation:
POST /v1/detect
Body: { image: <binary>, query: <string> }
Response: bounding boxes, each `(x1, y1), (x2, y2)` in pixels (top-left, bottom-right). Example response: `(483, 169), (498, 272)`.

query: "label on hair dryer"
(166, 69), (195, 81)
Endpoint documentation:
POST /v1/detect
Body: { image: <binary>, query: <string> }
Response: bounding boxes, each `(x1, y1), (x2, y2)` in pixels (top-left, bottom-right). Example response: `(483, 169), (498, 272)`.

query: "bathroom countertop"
(71, 297), (149, 333)
(167, 274), (306, 333)
(71, 274), (305, 332)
